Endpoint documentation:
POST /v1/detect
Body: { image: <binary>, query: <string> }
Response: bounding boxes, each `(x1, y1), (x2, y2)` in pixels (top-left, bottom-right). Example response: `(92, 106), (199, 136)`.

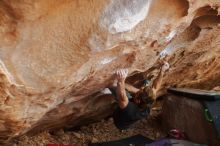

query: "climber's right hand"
(115, 69), (128, 82)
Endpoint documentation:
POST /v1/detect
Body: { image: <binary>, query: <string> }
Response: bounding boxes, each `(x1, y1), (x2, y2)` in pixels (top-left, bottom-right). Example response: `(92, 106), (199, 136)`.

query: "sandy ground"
(6, 116), (165, 146)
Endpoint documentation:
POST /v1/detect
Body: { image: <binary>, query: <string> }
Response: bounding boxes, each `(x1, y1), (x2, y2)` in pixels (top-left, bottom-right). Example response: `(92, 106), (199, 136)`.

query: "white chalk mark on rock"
(0, 59), (18, 85)
(100, 57), (117, 65)
(165, 30), (177, 42)
(100, 0), (152, 34)
(159, 43), (186, 58)
(88, 34), (105, 52)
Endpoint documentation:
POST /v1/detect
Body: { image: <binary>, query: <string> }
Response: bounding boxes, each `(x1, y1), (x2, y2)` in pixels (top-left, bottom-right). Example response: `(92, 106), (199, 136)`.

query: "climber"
(111, 61), (169, 130)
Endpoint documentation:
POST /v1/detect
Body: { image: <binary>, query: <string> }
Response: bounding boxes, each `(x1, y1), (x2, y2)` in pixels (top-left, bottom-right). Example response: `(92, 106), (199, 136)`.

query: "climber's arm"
(116, 69), (129, 109)
(151, 62), (169, 100)
(125, 83), (140, 94)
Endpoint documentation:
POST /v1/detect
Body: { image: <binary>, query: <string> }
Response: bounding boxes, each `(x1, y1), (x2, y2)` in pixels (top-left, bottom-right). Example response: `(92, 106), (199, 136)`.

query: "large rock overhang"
(0, 0), (220, 143)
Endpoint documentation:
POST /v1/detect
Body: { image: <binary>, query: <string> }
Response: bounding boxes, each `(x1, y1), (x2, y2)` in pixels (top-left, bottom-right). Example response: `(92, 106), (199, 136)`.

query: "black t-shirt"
(113, 102), (148, 130)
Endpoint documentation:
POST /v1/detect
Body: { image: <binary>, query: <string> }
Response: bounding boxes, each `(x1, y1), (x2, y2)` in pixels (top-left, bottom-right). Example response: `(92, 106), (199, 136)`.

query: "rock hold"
(0, 0), (220, 143)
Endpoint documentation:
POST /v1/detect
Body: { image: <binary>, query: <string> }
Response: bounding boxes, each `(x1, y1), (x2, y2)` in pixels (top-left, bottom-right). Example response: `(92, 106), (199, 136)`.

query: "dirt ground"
(6, 116), (165, 146)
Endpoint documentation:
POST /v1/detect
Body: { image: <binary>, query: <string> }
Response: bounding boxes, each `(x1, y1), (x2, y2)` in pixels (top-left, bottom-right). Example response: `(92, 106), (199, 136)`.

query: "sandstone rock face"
(0, 0), (220, 143)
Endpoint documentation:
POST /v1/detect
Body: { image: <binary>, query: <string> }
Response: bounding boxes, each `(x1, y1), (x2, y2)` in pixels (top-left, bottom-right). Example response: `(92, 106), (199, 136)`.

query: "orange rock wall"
(0, 0), (220, 143)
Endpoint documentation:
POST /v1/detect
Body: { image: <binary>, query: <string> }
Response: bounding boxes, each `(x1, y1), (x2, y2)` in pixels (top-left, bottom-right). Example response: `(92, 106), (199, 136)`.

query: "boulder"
(0, 0), (220, 143)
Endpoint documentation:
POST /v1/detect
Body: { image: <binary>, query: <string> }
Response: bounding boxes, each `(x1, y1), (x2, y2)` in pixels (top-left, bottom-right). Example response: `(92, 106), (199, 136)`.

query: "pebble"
(156, 132), (161, 138)
(73, 132), (81, 139)
(91, 137), (98, 143)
